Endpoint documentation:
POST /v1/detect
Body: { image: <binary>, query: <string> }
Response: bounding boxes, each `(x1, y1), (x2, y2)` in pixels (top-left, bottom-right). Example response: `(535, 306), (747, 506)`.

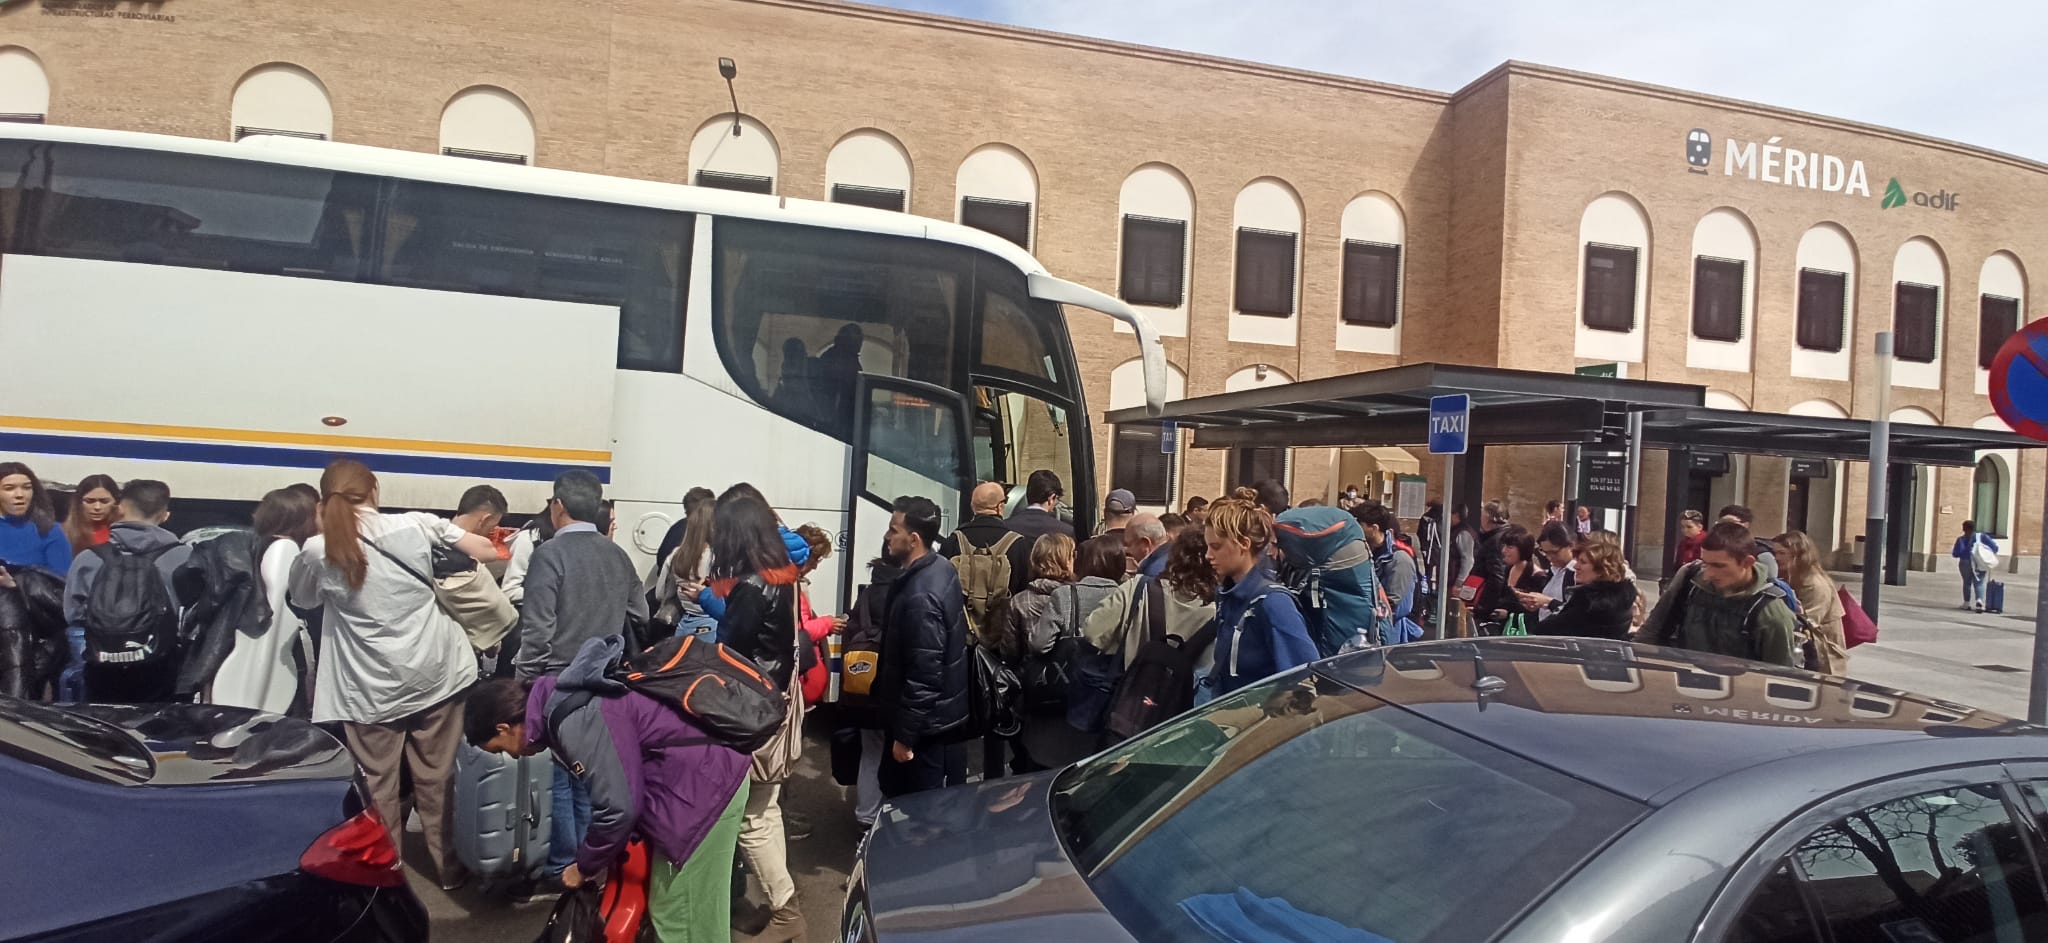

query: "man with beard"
(873, 495), (971, 798)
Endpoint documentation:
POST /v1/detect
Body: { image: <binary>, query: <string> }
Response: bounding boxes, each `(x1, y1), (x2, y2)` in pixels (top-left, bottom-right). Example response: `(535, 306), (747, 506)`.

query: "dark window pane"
(382, 180), (691, 372)
(1341, 240), (1402, 327)
(1119, 215), (1185, 307)
(1793, 784), (2047, 941)
(1795, 269), (1848, 352)
(1582, 243), (1638, 332)
(0, 113), (46, 124)
(694, 170), (774, 194)
(1729, 862), (1824, 943)
(1981, 295), (2021, 370)
(1231, 448), (1287, 491)
(1692, 255), (1747, 342)
(5, 140), (372, 281)
(1053, 671), (1645, 942)
(1895, 282), (1942, 363)
(1235, 228), (1297, 317)
(975, 261), (1061, 385)
(960, 197), (1031, 249)
(236, 127), (327, 142)
(862, 384), (963, 491)
(713, 216), (966, 439)
(1113, 425), (1173, 506)
(830, 184), (906, 212)
(441, 147), (527, 165)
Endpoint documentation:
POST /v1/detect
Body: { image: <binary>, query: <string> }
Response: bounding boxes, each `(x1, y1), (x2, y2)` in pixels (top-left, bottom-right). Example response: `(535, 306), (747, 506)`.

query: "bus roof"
(0, 123), (1051, 277)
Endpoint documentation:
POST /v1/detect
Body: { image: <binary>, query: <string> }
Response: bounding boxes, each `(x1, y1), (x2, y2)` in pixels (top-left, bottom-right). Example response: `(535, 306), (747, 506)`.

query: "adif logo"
(1881, 177), (1960, 212)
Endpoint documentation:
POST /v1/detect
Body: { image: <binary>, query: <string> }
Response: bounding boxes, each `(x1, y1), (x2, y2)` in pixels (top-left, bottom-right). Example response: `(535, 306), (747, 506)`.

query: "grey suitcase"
(452, 739), (554, 882)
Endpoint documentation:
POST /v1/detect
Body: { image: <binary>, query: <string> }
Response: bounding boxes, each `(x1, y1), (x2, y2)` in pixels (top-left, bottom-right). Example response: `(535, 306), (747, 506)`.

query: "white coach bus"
(0, 125), (1165, 607)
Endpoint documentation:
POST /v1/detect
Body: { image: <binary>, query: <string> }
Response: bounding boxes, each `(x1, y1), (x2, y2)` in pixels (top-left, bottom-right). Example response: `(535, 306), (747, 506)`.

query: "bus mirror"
(1026, 273), (1167, 416)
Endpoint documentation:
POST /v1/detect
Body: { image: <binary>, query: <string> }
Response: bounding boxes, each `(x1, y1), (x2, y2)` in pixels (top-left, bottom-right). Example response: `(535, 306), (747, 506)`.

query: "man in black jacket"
(935, 481), (1031, 598)
(876, 495), (970, 798)
(1003, 470), (1077, 544)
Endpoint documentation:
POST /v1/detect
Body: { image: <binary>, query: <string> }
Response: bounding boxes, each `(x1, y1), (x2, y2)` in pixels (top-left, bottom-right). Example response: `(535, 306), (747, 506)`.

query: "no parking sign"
(1989, 320), (2048, 443)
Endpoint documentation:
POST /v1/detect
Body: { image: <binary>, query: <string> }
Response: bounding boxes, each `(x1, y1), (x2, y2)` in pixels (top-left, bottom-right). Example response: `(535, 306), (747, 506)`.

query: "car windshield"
(1050, 670), (1645, 942)
(0, 695), (155, 785)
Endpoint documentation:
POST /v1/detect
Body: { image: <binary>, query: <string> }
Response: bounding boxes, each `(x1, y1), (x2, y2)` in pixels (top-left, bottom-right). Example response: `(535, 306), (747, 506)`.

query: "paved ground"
(417, 563), (2048, 942)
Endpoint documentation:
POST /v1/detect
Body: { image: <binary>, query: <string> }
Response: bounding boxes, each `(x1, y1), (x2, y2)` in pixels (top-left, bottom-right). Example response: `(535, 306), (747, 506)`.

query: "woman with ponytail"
(1204, 487), (1318, 697)
(287, 458), (499, 891)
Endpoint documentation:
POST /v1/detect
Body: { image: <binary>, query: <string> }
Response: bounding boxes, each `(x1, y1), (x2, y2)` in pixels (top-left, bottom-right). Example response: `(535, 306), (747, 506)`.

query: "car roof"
(1315, 638), (2047, 804)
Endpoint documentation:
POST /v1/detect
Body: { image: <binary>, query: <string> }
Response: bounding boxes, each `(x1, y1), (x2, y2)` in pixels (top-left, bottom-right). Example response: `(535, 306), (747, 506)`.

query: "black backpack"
(1104, 578), (1216, 741)
(610, 633), (785, 753)
(83, 543), (181, 667)
(1022, 583), (1087, 716)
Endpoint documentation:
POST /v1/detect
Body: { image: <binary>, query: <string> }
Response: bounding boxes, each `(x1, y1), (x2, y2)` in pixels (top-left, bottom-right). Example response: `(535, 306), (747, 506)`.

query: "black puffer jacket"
(719, 576), (814, 692)
(875, 552), (970, 749)
(172, 531), (271, 698)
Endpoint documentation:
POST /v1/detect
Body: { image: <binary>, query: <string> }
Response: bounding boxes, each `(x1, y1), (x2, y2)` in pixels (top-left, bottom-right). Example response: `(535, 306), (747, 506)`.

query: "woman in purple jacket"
(467, 635), (750, 941)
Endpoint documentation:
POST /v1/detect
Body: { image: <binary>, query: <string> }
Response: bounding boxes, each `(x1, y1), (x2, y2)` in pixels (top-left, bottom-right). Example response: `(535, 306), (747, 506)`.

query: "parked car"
(844, 637), (2048, 942)
(0, 696), (427, 942)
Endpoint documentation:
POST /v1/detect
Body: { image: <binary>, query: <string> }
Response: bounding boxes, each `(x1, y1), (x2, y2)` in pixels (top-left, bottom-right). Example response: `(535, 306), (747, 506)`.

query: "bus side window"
(381, 180), (691, 373)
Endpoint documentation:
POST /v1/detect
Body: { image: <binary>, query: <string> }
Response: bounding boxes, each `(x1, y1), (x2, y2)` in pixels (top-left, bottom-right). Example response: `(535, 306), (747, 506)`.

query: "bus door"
(842, 374), (971, 610)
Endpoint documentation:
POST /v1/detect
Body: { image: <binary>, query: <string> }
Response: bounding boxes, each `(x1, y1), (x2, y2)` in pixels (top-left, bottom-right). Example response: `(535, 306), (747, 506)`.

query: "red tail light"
(301, 805), (405, 887)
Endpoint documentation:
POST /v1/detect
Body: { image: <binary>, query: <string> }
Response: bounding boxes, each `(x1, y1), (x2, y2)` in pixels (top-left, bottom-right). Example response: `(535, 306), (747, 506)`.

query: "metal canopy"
(1103, 363), (1704, 450)
(1640, 408), (2041, 467)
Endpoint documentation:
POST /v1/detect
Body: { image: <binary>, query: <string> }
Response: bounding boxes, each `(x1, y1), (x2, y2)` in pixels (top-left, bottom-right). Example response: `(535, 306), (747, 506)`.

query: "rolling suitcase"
(453, 739), (554, 884)
(1987, 580), (2006, 614)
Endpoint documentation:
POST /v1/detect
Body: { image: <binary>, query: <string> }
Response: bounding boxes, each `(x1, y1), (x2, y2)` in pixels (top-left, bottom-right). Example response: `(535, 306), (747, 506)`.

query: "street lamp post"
(1861, 332), (1893, 620)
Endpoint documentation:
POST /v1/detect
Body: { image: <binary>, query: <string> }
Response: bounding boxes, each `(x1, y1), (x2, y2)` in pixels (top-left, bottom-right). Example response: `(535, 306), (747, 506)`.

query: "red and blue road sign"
(1990, 320), (2048, 443)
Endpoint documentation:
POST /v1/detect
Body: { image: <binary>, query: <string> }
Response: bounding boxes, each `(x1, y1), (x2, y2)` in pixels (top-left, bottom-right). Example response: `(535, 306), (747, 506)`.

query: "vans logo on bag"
(846, 662), (874, 676)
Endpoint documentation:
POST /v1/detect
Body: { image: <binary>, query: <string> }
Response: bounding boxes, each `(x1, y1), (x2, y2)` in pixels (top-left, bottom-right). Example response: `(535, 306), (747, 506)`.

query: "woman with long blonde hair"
(287, 458), (499, 890)
(1774, 530), (1847, 673)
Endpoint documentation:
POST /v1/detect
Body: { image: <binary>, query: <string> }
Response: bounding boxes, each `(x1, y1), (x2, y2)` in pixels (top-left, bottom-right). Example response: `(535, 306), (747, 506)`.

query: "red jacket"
(797, 590), (835, 703)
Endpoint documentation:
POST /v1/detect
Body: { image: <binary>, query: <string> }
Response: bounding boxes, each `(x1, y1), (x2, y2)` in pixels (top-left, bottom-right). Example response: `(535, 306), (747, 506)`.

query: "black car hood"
(863, 773), (1135, 942)
(69, 703), (353, 785)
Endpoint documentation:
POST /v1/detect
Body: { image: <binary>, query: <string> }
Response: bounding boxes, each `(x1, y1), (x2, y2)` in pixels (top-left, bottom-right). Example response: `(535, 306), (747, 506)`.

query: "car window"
(1787, 783), (2047, 942)
(1050, 670), (1645, 942)
(1726, 862), (1822, 943)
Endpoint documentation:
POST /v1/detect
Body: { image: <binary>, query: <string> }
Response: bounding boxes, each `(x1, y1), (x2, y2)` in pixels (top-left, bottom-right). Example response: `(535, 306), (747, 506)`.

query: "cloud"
(883, 0), (2046, 162)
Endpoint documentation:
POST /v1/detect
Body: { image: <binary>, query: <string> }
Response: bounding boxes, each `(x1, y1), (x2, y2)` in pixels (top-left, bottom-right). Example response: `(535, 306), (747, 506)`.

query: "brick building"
(2, 0), (2042, 567)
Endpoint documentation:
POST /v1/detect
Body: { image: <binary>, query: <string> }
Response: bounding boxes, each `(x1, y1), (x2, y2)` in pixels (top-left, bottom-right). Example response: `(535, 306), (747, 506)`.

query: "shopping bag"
(1837, 587), (1878, 648)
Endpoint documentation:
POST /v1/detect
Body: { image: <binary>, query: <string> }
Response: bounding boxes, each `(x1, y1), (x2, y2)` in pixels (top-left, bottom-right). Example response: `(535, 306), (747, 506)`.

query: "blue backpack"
(1274, 508), (1393, 655)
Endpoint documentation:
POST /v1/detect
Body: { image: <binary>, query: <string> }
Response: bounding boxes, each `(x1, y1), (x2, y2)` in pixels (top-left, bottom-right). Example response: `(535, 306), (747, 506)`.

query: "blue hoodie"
(1208, 568), (1319, 696)
(0, 515), (74, 575)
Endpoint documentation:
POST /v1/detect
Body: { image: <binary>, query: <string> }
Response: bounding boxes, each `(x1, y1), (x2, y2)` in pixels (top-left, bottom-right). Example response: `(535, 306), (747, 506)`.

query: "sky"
(875, 0), (2047, 163)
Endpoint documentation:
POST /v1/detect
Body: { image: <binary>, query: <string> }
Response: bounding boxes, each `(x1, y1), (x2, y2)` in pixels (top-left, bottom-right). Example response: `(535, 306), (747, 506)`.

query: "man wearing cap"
(1097, 489), (1137, 538)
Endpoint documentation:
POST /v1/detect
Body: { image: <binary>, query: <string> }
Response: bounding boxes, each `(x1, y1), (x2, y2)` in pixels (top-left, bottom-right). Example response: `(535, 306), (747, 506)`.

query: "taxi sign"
(1429, 394), (1470, 455)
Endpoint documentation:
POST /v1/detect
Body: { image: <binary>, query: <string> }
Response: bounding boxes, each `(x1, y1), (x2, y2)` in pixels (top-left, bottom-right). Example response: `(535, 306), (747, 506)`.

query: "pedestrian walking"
(60, 474), (121, 558)
(1526, 534), (1636, 640)
(1004, 470), (1077, 543)
(1183, 496), (1210, 526)
(1717, 505), (1780, 580)
(1775, 531), (1847, 673)
(64, 479), (191, 704)
(287, 459), (498, 891)
(1204, 488), (1318, 697)
(1639, 521), (1800, 667)
(1122, 513), (1171, 580)
(210, 486), (318, 713)
(1952, 520), (1999, 613)
(875, 495), (970, 798)
(937, 482), (1031, 653)
(1675, 510), (1707, 567)
(465, 657), (750, 943)
(0, 462), (72, 577)
(705, 494), (809, 941)
(1084, 524), (1218, 676)
(1097, 488), (1136, 537)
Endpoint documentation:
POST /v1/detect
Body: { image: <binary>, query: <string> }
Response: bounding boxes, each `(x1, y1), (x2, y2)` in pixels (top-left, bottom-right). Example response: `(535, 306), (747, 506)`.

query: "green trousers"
(647, 780), (749, 942)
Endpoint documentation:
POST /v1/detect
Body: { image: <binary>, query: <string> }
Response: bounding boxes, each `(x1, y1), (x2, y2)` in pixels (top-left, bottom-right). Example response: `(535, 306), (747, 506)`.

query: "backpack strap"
(1654, 562), (1702, 646)
(1227, 592), (1273, 679)
(990, 531), (1024, 555)
(1143, 576), (1168, 646)
(360, 533), (434, 590)
(547, 689), (595, 748)
(1065, 583), (1081, 635)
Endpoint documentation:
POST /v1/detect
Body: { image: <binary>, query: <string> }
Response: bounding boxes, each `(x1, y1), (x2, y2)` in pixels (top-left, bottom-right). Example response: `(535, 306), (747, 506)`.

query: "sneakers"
(730, 898), (772, 935)
(737, 904), (809, 943)
(513, 874), (567, 905)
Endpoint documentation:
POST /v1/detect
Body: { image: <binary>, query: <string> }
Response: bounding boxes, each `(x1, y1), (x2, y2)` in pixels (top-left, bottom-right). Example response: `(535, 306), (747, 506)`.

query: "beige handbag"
(749, 585), (807, 783)
(362, 527), (517, 651)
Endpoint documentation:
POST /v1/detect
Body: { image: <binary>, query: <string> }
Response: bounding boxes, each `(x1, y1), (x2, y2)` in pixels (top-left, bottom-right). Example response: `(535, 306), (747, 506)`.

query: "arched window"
(826, 129), (911, 211)
(1337, 191), (1404, 355)
(1686, 207), (1759, 372)
(439, 86), (535, 165)
(1977, 251), (2027, 394)
(1891, 237), (1948, 390)
(1576, 192), (1651, 363)
(689, 115), (778, 193)
(1792, 223), (1857, 381)
(1224, 365), (1293, 489)
(1116, 163), (1194, 337)
(0, 47), (50, 123)
(1973, 458), (2006, 538)
(1230, 178), (1303, 347)
(231, 64), (332, 141)
(1109, 359), (1188, 507)
(955, 144), (1036, 249)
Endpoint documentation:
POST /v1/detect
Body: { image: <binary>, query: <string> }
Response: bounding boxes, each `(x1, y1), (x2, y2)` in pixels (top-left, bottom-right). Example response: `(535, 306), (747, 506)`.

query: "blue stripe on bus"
(0, 432), (610, 484)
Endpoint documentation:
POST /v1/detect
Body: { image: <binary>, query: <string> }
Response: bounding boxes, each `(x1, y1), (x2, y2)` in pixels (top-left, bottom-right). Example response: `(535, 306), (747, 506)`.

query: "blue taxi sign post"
(1988, 322), (2048, 723)
(1428, 395), (1469, 639)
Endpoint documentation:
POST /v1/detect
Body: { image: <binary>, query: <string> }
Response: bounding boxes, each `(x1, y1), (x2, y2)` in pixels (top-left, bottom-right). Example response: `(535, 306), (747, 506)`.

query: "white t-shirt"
(290, 510), (477, 725)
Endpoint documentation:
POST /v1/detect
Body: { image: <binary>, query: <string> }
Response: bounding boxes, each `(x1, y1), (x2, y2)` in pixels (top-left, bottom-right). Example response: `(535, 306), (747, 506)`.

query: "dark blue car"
(0, 696), (427, 942)
(846, 638), (2048, 942)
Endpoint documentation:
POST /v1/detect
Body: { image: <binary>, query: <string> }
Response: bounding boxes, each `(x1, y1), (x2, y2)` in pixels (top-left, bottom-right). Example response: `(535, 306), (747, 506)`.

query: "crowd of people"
(0, 454), (1904, 940)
